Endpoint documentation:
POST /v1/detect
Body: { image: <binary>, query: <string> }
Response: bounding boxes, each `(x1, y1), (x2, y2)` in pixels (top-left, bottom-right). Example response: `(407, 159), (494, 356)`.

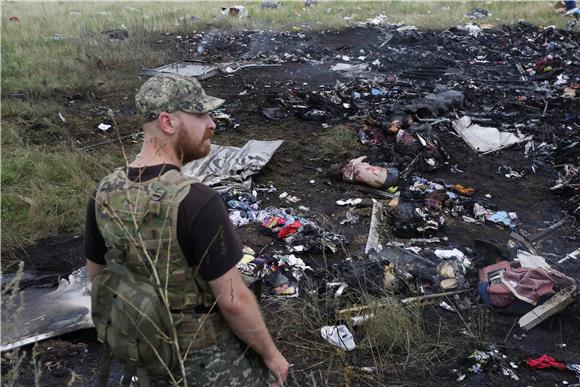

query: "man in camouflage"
(85, 73), (289, 386)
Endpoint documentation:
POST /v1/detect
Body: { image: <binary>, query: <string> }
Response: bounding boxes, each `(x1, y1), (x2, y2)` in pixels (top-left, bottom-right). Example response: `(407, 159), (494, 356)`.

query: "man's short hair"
(135, 73), (225, 121)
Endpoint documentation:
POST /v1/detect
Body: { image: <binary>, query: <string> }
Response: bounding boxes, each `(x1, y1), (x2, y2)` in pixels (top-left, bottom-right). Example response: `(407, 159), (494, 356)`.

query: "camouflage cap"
(135, 73), (225, 121)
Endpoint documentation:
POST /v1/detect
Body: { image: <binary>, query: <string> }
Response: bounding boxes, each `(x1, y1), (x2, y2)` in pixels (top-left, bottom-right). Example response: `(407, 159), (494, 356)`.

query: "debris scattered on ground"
(261, 1), (280, 9)
(336, 198), (362, 206)
(101, 25), (128, 41)
(97, 123), (111, 131)
(49, 33), (67, 41)
(478, 260), (576, 317)
(467, 345), (519, 381)
(221, 5), (247, 18)
(141, 62), (221, 79)
(525, 354), (567, 370)
(464, 8), (491, 19)
(237, 252), (310, 297)
(1, 267), (93, 351)
(182, 139), (283, 191)
(257, 207), (347, 253)
(519, 285), (577, 331)
(6, 16), (580, 386)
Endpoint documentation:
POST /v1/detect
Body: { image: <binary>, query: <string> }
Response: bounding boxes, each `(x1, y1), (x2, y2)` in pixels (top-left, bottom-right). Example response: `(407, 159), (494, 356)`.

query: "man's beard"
(174, 128), (210, 164)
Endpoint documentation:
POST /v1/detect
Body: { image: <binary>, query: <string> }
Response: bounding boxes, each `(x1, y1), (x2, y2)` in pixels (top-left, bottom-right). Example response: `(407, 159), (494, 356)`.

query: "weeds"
(261, 264), (489, 385)
(0, 262), (42, 386)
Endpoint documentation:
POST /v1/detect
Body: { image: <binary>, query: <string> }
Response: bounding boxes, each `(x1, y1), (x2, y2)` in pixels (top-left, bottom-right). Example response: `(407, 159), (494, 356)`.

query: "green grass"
(1, 145), (121, 251)
(361, 298), (458, 374)
(2, 11), (169, 97)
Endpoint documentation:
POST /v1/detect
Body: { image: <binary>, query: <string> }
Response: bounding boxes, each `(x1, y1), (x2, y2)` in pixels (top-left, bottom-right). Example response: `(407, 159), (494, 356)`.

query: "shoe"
(320, 325), (356, 351)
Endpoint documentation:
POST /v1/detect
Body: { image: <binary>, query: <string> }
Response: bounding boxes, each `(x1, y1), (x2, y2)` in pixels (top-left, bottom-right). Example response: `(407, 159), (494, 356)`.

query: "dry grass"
(0, 262), (37, 386)
(262, 274), (490, 384)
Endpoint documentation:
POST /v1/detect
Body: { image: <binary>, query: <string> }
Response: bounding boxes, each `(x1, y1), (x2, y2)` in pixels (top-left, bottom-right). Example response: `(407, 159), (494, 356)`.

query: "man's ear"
(158, 112), (177, 134)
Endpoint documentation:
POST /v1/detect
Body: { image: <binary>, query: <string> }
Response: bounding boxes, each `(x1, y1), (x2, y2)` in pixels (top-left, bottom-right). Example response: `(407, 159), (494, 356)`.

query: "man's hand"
(209, 267), (289, 384)
(263, 349), (289, 386)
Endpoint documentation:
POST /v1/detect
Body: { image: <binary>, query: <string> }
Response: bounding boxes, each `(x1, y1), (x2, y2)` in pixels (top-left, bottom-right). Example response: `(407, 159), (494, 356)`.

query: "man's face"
(173, 111), (216, 164)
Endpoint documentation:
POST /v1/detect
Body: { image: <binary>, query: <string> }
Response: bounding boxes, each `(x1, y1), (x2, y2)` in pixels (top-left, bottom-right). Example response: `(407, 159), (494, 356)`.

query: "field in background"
(2, 1), (570, 96)
(1, 0), (572, 252)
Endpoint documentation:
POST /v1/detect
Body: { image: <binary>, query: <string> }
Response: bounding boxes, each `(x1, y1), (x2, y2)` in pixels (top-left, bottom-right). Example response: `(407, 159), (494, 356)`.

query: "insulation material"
(452, 116), (532, 153)
(182, 139), (284, 192)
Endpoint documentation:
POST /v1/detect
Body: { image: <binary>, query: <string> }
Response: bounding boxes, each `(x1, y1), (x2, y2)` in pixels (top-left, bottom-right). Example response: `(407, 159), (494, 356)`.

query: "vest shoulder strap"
(160, 169), (200, 190)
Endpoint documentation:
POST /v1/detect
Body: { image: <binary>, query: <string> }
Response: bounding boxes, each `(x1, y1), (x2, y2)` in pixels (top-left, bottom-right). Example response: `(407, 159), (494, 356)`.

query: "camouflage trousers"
(147, 333), (273, 387)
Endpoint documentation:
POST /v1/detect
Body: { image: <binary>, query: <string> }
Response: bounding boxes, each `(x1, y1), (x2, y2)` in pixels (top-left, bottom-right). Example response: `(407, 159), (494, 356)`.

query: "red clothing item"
(277, 220), (303, 239)
(525, 355), (566, 370)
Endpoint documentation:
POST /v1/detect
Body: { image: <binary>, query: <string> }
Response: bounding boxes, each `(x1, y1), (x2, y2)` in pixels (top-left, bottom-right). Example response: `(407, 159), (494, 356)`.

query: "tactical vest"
(92, 167), (229, 384)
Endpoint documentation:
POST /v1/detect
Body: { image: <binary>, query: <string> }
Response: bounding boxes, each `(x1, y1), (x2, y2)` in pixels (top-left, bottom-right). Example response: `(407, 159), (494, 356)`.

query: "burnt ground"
(2, 24), (580, 386)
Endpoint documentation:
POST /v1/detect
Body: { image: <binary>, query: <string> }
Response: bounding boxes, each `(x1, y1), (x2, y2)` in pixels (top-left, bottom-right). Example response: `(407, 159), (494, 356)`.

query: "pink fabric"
(482, 262), (576, 308)
(341, 156), (387, 188)
(501, 267), (575, 305)
(261, 216), (286, 230)
(487, 282), (516, 308)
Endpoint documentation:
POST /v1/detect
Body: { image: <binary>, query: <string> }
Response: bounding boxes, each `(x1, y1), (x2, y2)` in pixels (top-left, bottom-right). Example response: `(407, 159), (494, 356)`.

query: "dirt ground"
(3, 25), (579, 386)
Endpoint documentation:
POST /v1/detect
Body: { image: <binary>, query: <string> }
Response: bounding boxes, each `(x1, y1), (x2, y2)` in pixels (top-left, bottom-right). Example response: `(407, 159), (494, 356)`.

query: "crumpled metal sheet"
(182, 139), (284, 192)
(141, 62), (222, 80)
(1, 267), (92, 351)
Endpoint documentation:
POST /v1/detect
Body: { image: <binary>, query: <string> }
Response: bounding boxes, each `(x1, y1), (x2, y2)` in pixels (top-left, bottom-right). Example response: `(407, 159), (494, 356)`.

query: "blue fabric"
(488, 211), (513, 227)
(478, 282), (491, 306)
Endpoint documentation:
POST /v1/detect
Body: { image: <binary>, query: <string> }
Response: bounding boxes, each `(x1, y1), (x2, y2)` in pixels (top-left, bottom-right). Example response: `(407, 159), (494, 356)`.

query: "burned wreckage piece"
(356, 116), (448, 175)
(332, 247), (440, 296)
(387, 202), (445, 237)
(395, 128), (448, 175)
(351, 89), (461, 176)
(1, 267), (93, 351)
(404, 87), (465, 118)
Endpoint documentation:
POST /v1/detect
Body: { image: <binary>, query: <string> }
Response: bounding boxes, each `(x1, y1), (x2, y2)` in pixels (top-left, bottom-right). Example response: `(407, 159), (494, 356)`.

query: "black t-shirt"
(84, 164), (242, 281)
